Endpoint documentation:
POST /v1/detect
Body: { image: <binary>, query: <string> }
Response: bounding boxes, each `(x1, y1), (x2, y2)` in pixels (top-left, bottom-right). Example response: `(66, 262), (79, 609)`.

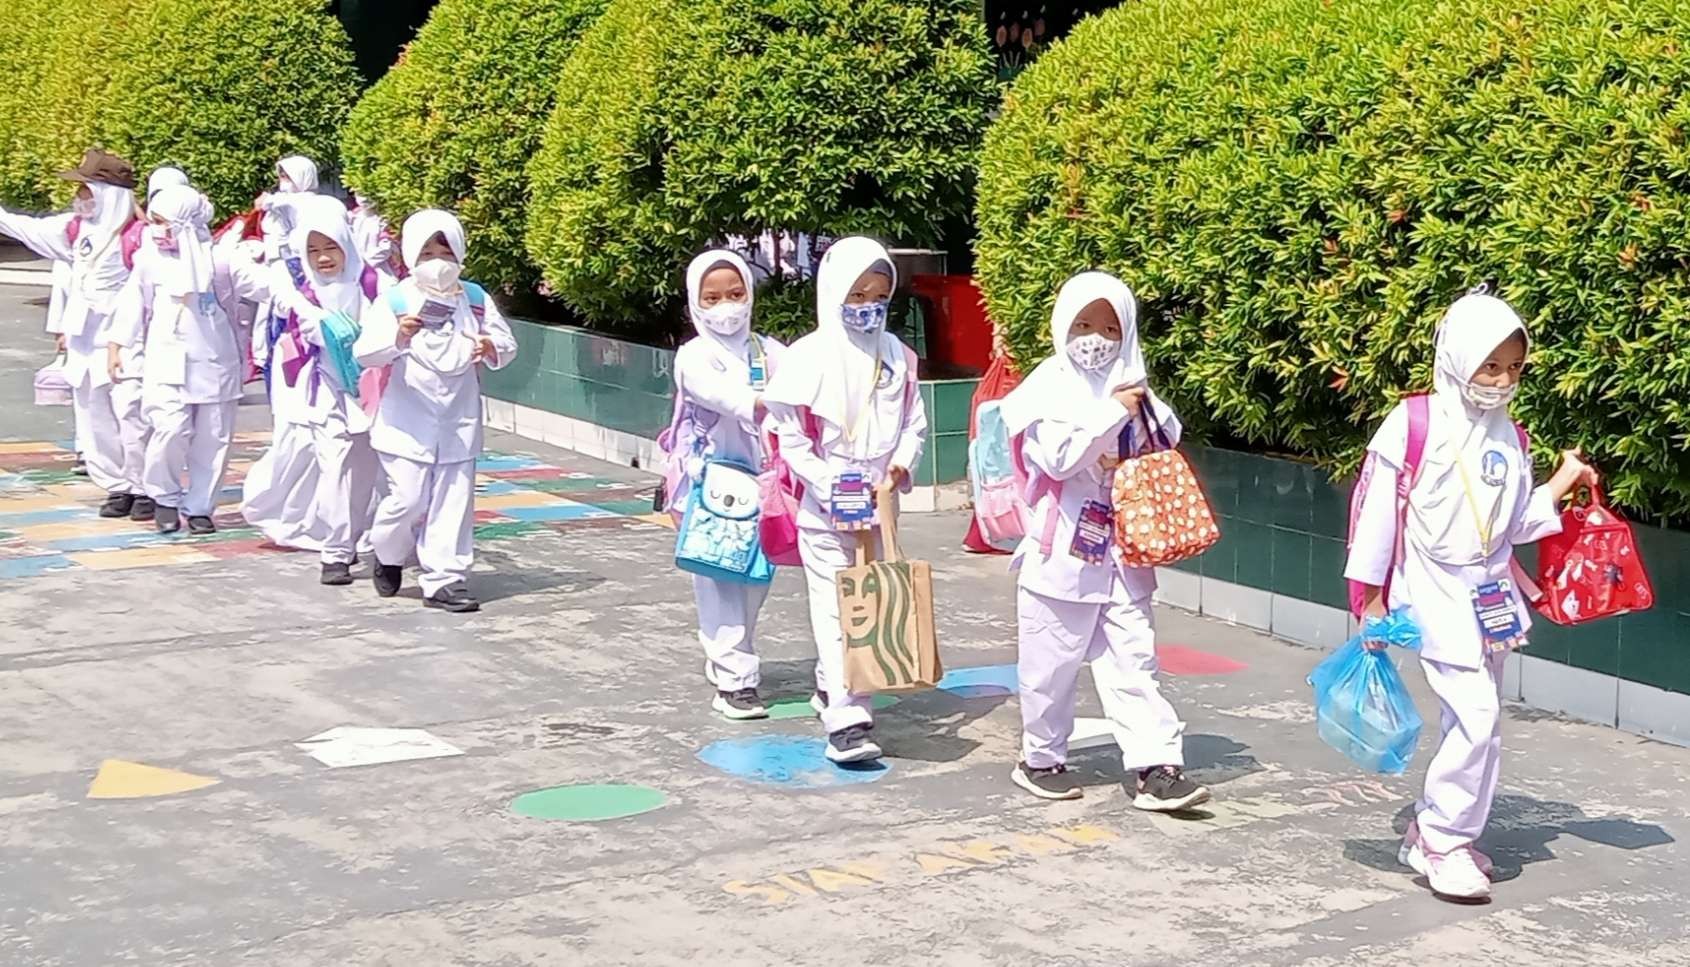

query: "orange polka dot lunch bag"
(1109, 411), (1221, 568)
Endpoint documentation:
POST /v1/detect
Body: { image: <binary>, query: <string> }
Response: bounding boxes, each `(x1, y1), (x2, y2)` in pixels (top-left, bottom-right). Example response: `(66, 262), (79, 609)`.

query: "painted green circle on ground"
(764, 694), (900, 720)
(511, 783), (667, 822)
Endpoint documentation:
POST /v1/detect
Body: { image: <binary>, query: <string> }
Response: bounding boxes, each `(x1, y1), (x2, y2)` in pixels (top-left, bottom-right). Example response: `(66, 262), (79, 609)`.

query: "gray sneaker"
(1133, 766), (1211, 812)
(712, 688), (768, 721)
(1012, 762), (1084, 801)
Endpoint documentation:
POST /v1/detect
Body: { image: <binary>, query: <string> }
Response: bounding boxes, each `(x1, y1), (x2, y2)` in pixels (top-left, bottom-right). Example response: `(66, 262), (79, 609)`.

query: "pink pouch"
(758, 434), (802, 566)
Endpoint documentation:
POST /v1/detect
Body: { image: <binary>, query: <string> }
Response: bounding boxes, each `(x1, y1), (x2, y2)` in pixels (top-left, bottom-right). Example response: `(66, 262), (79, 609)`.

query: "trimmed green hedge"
(525, 0), (995, 335)
(340, 0), (607, 292)
(977, 0), (1690, 518)
(98, 0), (361, 216)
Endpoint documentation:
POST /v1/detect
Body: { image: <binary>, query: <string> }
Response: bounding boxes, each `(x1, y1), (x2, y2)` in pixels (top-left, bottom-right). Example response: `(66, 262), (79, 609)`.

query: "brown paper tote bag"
(838, 505), (942, 693)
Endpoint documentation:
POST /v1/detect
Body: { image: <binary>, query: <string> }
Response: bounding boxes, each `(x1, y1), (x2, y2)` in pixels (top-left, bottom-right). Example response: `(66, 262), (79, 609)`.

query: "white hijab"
(685, 249), (755, 366)
(999, 271), (1176, 439)
(146, 167), (189, 206)
(147, 184), (216, 301)
(277, 156), (321, 193)
(1407, 293), (1532, 565)
(399, 208), (476, 377)
(764, 236), (908, 461)
(289, 195), (365, 317)
(73, 181), (137, 296)
(265, 156), (321, 258)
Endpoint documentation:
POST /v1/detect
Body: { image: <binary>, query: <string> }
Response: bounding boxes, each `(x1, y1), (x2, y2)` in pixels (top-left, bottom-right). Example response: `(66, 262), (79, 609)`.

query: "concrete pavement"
(1, 283), (1686, 966)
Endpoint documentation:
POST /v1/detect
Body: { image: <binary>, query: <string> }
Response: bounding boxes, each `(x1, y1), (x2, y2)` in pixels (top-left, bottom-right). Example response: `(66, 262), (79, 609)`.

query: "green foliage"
(97, 0), (361, 216)
(977, 0), (1690, 518)
(525, 0), (995, 333)
(339, 0), (607, 292)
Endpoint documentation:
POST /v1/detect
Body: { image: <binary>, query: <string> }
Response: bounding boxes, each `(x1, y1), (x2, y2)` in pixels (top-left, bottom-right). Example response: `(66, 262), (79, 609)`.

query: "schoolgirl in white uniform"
(672, 250), (786, 719)
(997, 272), (1209, 811)
(269, 197), (388, 584)
(1345, 292), (1595, 900)
(107, 185), (267, 534)
(354, 209), (517, 614)
(0, 150), (139, 516)
(764, 236), (928, 763)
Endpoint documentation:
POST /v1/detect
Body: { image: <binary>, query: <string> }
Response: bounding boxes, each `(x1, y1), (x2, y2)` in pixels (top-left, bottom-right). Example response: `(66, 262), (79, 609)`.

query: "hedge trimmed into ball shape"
(340, 0), (607, 292)
(526, 0), (995, 331)
(977, 0), (1690, 515)
(98, 0), (361, 216)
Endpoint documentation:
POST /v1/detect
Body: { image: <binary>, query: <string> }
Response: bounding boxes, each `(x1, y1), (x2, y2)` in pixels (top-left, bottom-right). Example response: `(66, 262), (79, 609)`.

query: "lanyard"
(746, 334), (767, 389)
(1454, 457), (1501, 557)
(841, 338), (884, 447)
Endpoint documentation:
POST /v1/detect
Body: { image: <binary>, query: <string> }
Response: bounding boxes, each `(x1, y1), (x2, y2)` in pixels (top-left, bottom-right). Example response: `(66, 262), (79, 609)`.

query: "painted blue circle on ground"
(696, 735), (890, 788)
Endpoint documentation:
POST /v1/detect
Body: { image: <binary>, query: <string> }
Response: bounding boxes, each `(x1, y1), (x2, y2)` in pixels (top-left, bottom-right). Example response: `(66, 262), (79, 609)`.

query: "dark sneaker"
(99, 492), (135, 518)
(825, 724), (882, 764)
(1133, 766), (1211, 812)
(712, 688), (768, 721)
(810, 690), (828, 717)
(154, 505), (182, 534)
(373, 563), (402, 598)
(72, 458), (88, 476)
(129, 496), (155, 521)
(320, 562), (353, 586)
(1012, 762), (1084, 801)
(186, 515), (216, 536)
(425, 582), (481, 613)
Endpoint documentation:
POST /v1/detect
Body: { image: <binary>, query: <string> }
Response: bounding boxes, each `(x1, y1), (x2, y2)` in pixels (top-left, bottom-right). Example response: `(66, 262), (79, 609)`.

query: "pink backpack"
(65, 217), (143, 271)
(1346, 394), (1538, 617)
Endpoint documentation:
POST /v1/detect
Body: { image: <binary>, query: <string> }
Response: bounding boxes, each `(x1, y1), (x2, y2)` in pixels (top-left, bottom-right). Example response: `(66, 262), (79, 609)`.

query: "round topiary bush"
(96, 0), (361, 216)
(977, 0), (1690, 517)
(525, 0), (995, 336)
(339, 0), (608, 293)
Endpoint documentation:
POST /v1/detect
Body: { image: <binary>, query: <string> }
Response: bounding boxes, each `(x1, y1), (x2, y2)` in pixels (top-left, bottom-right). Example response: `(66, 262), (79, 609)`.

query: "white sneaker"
(1400, 820), (1494, 879)
(703, 660), (719, 688)
(1425, 847), (1491, 900)
(825, 725), (882, 764)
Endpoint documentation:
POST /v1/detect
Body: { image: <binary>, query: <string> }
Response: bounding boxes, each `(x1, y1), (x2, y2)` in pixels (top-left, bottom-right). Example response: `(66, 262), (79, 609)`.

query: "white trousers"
(142, 398), (236, 516)
(109, 377), (150, 496)
(801, 526), (880, 734)
(311, 418), (378, 565)
(373, 454), (475, 597)
(241, 421), (327, 550)
(694, 574), (770, 691)
(1416, 652), (1506, 855)
(71, 379), (125, 495)
(1016, 581), (1185, 771)
(72, 384), (90, 457)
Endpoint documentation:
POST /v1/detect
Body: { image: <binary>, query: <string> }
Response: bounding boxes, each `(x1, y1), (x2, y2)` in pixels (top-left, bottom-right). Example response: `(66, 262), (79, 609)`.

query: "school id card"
(1070, 499), (1113, 564)
(830, 472), (874, 530)
(417, 299), (456, 329)
(1471, 579), (1525, 653)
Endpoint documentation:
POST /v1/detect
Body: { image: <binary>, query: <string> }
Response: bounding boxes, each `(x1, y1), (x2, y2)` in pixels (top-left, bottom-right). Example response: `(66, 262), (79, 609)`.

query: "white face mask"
(1462, 380), (1518, 411)
(697, 301), (750, 336)
(278, 176), (295, 193)
(412, 257), (462, 298)
(72, 196), (96, 217)
(1066, 331), (1121, 372)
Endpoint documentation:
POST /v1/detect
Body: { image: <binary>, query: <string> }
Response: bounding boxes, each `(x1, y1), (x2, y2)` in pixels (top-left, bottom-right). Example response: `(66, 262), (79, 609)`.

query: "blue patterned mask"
(840, 300), (888, 333)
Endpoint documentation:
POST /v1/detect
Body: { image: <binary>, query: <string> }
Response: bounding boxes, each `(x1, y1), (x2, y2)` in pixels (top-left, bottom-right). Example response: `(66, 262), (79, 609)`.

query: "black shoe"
(825, 724), (882, 764)
(320, 562), (353, 586)
(186, 515), (216, 536)
(810, 690), (828, 717)
(425, 582), (480, 613)
(373, 563), (402, 598)
(99, 493), (135, 518)
(154, 505), (181, 533)
(72, 458), (88, 476)
(1133, 766), (1211, 812)
(1012, 762), (1084, 801)
(129, 496), (155, 522)
(712, 688), (768, 721)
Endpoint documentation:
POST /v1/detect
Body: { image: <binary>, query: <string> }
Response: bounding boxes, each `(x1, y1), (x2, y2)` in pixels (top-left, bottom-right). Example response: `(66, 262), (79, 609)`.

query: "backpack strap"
(360, 264), (379, 301)
(119, 220), (143, 272)
(65, 217), (82, 246)
(464, 280), (487, 322)
(1403, 393), (1430, 482)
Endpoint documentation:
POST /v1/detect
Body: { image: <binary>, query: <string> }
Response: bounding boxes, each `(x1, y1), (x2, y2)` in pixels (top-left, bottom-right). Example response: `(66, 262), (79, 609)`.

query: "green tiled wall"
(484, 321), (978, 483)
(1177, 446), (1690, 697)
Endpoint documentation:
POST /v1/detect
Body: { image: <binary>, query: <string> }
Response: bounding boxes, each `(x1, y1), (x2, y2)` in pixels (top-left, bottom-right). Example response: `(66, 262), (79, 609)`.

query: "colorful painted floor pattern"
(0, 435), (664, 580)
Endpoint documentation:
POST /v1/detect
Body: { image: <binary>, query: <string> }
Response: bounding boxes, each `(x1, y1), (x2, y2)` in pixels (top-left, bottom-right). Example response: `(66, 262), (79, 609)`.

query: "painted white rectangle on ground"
(1070, 717), (1119, 752)
(295, 727), (464, 769)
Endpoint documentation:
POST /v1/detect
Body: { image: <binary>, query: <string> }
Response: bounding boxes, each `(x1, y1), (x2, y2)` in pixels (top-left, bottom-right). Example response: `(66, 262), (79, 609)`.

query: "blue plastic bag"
(1309, 610), (1424, 775)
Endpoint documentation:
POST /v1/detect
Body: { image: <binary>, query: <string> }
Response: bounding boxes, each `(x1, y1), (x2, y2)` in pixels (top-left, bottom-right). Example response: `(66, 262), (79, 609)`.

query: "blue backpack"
(674, 458), (773, 585)
(968, 399), (1031, 551)
(358, 280), (488, 402)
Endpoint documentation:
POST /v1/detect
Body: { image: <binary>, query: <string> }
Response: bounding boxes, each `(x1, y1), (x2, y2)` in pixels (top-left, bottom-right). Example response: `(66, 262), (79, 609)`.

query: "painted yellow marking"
(0, 492), (97, 511)
(19, 520), (152, 541)
(769, 873), (817, 896)
(232, 431), (272, 444)
(1143, 796), (1302, 837)
(1011, 833), (1070, 855)
(0, 442), (69, 455)
(839, 861), (888, 881)
(87, 759), (218, 800)
(476, 491), (569, 511)
(723, 880), (789, 905)
(807, 868), (876, 893)
(66, 546), (217, 571)
(914, 852), (978, 875)
(949, 839), (1015, 865)
(634, 513), (676, 530)
(1050, 824), (1119, 845)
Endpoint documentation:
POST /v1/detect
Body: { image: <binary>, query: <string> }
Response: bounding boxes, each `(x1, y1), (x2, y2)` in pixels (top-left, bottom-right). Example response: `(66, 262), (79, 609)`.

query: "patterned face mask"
(1066, 331), (1121, 371)
(840, 300), (889, 333)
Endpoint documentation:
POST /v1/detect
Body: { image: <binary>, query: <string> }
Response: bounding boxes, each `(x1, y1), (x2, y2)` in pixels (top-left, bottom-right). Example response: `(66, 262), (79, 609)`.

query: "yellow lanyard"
(1454, 457), (1499, 557)
(841, 339), (884, 446)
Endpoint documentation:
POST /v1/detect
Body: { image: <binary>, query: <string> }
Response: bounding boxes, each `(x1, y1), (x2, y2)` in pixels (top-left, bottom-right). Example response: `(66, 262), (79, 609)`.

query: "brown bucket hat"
(57, 148), (137, 189)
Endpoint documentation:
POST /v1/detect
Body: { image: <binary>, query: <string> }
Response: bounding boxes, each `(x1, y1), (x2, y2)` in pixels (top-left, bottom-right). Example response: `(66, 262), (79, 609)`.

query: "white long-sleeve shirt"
(353, 278), (518, 465)
(107, 248), (269, 404)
